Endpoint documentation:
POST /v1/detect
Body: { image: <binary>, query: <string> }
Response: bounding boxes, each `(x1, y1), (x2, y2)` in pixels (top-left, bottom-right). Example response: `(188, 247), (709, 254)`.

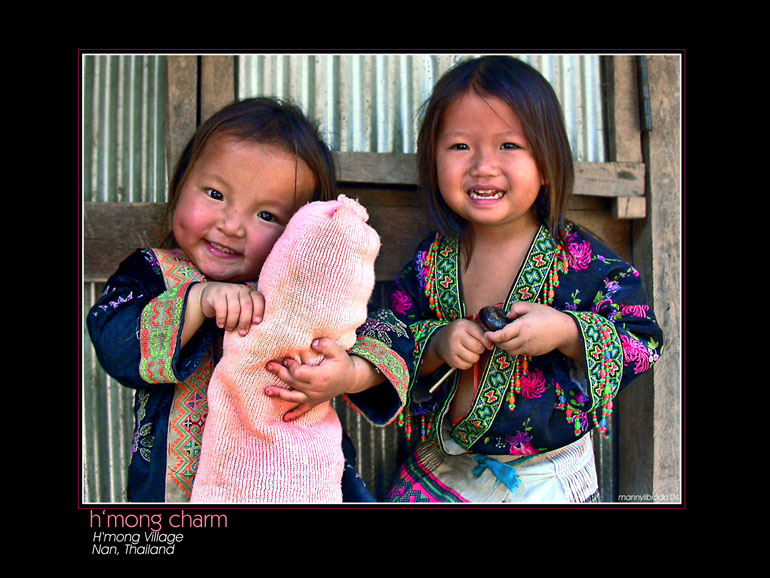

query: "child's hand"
(196, 282), (265, 335)
(431, 319), (494, 371)
(264, 338), (382, 421)
(484, 302), (582, 361)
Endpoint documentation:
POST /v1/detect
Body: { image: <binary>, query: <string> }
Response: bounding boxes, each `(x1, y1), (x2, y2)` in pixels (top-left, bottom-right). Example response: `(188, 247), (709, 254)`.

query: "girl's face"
(172, 133), (316, 282)
(436, 91), (544, 235)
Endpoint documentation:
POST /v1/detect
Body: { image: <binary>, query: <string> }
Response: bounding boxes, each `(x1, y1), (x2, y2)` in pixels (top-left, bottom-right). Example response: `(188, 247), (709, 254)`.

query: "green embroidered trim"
(139, 282), (191, 384)
(565, 311), (624, 413)
(451, 226), (557, 449)
(146, 248), (217, 501)
(410, 319), (449, 382)
(349, 336), (410, 407)
(435, 235), (463, 321)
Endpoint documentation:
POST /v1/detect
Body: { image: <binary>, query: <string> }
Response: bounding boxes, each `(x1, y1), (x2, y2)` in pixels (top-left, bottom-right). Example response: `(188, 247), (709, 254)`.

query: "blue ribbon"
(472, 455), (535, 493)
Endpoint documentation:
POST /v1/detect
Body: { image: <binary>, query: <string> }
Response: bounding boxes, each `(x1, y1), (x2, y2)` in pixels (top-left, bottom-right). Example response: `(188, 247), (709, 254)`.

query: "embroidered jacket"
(389, 225), (664, 457)
(86, 248), (412, 502)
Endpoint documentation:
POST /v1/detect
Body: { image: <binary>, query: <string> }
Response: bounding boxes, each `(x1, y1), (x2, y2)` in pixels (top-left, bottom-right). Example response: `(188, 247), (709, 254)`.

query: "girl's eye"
(258, 211), (276, 222)
(207, 189), (224, 201)
(450, 143), (469, 150)
(501, 142), (522, 150)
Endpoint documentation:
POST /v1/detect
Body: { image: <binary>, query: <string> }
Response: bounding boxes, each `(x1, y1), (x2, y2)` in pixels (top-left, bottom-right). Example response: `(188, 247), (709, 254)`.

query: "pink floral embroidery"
(520, 369), (546, 399)
(621, 334), (651, 374)
(621, 304), (650, 318)
(390, 289), (413, 315)
(567, 240), (592, 271)
(506, 431), (537, 456)
(592, 298), (614, 314)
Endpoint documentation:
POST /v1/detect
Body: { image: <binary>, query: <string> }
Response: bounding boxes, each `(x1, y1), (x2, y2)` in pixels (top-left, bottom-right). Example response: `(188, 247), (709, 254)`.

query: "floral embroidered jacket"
(389, 225), (663, 457)
(86, 248), (412, 502)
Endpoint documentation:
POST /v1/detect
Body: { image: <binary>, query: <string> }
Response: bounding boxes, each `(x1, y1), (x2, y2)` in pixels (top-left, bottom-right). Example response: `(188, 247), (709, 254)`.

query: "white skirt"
(388, 433), (600, 503)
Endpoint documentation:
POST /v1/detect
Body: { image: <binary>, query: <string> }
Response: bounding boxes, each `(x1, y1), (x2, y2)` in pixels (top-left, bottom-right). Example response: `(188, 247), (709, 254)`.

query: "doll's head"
(257, 195), (380, 350)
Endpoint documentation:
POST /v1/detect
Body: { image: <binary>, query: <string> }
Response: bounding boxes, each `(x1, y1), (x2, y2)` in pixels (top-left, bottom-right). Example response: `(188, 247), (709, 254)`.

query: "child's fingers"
(264, 361), (313, 421)
(228, 288), (263, 335)
(282, 403), (311, 421)
(507, 301), (530, 320)
(235, 291), (255, 335)
(310, 337), (346, 358)
(468, 324), (495, 350)
(250, 289), (265, 324)
(280, 357), (314, 384)
(457, 326), (493, 357)
(264, 383), (306, 404)
(215, 298), (236, 331)
(485, 323), (530, 355)
(266, 360), (298, 386)
(448, 338), (485, 369)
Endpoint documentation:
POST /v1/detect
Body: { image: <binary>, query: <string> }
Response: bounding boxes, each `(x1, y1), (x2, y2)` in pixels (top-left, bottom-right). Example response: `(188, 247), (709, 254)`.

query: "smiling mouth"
(469, 189), (505, 200)
(208, 241), (238, 255)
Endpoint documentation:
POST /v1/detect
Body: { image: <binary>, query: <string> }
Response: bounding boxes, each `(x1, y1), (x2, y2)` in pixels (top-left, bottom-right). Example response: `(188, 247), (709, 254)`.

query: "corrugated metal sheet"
(82, 53), (169, 502)
(238, 53), (606, 161)
(83, 52), (609, 503)
(82, 54), (168, 203)
(83, 283), (136, 502)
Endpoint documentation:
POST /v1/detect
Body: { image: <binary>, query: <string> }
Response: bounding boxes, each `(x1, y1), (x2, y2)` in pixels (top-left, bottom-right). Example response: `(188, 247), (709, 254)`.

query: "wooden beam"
(82, 191), (432, 284)
(166, 56), (198, 180)
(200, 55), (235, 123)
(83, 190), (633, 283)
(336, 152), (645, 199)
(336, 152), (418, 186)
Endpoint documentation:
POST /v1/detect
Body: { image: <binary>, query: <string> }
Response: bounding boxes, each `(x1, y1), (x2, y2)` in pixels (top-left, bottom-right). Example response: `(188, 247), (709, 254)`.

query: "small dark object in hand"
(412, 305), (513, 404)
(479, 306), (510, 332)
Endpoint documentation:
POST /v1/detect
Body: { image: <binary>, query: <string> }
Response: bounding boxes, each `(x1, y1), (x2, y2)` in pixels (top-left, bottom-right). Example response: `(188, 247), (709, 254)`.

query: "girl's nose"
(217, 206), (246, 237)
(469, 148), (500, 177)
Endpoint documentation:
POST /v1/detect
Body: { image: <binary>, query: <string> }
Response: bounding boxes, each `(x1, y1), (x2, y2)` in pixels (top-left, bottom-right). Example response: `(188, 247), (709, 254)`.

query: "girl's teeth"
(469, 189), (504, 199)
(210, 242), (235, 254)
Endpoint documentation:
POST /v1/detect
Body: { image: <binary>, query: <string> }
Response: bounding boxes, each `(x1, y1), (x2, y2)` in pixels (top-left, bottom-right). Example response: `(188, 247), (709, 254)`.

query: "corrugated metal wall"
(82, 54), (168, 202)
(82, 54), (169, 502)
(238, 53), (605, 161)
(82, 52), (606, 503)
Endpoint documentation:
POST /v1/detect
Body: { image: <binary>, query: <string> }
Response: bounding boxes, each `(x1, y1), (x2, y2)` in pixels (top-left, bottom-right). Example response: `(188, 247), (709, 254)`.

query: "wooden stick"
(428, 366), (457, 395)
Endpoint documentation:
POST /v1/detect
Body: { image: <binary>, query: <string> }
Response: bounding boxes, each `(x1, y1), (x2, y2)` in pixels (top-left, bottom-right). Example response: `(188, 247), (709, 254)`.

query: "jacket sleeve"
(342, 307), (414, 426)
(556, 227), (664, 434)
(86, 249), (214, 389)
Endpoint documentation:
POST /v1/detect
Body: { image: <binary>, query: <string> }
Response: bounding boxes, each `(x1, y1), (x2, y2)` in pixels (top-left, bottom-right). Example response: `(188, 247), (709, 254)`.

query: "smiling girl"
(87, 97), (411, 502)
(386, 56), (664, 503)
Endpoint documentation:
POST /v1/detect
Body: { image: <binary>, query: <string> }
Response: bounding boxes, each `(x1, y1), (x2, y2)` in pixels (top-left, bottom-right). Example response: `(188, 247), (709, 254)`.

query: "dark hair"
(162, 97), (336, 248)
(417, 55), (574, 251)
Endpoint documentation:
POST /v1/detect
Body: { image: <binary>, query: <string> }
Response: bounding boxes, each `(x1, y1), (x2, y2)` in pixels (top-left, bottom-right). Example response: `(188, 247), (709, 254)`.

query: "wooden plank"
(335, 152), (644, 198)
(336, 152), (418, 185)
(200, 55), (235, 124)
(603, 55), (644, 164)
(82, 190), (431, 283)
(83, 188), (633, 283)
(166, 56), (198, 179)
(84, 203), (169, 282)
(613, 196), (647, 220)
(573, 162), (645, 197)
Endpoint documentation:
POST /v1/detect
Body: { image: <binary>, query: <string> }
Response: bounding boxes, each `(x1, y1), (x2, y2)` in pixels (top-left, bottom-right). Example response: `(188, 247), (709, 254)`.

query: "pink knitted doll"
(190, 195), (380, 503)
